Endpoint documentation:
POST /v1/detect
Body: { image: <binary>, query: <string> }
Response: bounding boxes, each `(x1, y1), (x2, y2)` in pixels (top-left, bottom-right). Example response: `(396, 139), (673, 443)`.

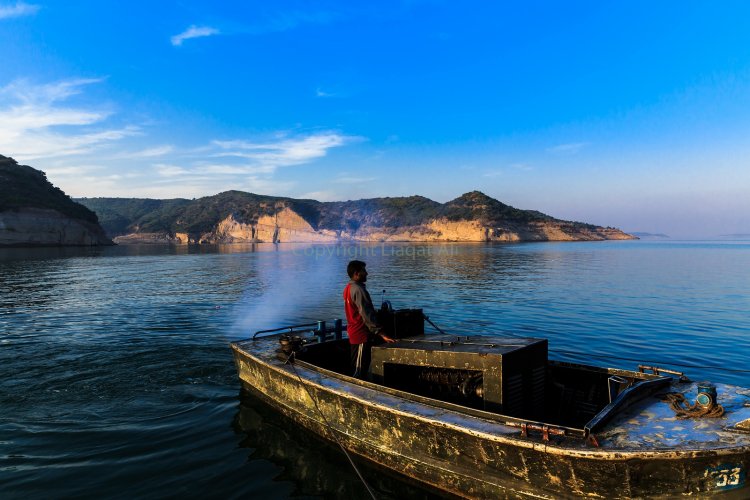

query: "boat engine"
(377, 307), (424, 339)
(371, 334), (547, 418)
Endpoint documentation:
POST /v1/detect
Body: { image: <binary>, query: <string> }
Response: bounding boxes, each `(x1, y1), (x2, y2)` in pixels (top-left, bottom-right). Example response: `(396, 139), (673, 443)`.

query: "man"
(343, 260), (395, 378)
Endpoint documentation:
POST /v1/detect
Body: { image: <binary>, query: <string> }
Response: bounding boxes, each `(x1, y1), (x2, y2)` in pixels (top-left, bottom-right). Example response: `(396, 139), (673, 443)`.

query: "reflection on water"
(1, 240), (749, 498)
(233, 390), (448, 500)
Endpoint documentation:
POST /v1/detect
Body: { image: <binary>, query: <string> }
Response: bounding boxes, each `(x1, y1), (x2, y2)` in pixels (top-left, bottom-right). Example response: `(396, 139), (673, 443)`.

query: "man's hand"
(380, 333), (396, 343)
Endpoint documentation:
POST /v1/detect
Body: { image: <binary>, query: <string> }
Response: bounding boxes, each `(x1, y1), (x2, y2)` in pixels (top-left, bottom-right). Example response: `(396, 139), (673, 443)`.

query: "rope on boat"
(422, 314), (448, 335)
(285, 352), (378, 500)
(663, 393), (725, 419)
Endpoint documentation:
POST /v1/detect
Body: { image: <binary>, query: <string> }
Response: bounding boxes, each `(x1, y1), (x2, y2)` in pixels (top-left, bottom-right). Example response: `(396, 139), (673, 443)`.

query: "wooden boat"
(230, 312), (750, 499)
(233, 389), (446, 499)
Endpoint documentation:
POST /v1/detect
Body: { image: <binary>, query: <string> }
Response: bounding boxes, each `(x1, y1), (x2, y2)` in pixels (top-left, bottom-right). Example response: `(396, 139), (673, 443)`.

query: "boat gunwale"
(231, 339), (750, 459)
(237, 379), (560, 500)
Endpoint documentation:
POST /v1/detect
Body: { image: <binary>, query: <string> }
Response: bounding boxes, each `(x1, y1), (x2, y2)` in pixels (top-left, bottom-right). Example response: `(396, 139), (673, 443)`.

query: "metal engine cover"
(371, 334), (547, 418)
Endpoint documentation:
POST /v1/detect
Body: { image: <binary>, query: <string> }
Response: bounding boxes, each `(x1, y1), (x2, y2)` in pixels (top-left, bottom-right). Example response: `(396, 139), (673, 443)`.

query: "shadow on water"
(232, 390), (451, 500)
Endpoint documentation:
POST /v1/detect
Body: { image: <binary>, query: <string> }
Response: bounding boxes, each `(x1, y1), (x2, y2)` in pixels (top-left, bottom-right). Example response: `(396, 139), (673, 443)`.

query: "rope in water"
(663, 393), (725, 419)
(285, 352), (378, 500)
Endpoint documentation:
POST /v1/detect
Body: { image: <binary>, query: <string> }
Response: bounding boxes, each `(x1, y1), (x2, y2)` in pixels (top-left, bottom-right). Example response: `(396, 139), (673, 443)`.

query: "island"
(77, 191), (635, 244)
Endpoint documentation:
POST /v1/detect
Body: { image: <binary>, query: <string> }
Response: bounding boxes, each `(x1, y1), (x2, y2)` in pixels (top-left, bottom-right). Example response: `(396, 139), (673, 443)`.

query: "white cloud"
(298, 190), (339, 201)
(548, 142), (589, 154)
(0, 78), (137, 160)
(140, 132), (354, 185)
(171, 25), (220, 46)
(154, 163), (189, 177)
(203, 164), (276, 175)
(241, 176), (296, 195)
(0, 1), (40, 19)
(124, 145), (173, 158)
(316, 88), (335, 98)
(0, 77), (104, 104)
(114, 132), (356, 197)
(483, 170), (503, 178)
(42, 165), (102, 176)
(3, 106), (106, 129)
(212, 132), (357, 171)
(2, 78), (361, 198)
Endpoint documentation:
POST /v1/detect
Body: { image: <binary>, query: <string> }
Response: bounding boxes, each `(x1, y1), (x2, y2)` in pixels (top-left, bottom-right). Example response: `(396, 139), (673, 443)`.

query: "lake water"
(1, 240), (749, 498)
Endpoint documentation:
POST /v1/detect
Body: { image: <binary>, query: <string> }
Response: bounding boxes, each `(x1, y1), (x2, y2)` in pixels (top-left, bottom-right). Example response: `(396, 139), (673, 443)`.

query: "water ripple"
(1, 241), (749, 498)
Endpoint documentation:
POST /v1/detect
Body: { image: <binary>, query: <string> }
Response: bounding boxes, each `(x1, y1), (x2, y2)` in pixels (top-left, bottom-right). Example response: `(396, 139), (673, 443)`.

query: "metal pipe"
(252, 322), (319, 340)
(316, 321), (327, 342)
(398, 338), (525, 348)
(638, 365), (690, 382)
(334, 319), (343, 340)
(608, 375), (629, 404)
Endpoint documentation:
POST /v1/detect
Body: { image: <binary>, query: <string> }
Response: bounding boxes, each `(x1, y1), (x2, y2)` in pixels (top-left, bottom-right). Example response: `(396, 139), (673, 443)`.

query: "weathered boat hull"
(231, 341), (750, 499)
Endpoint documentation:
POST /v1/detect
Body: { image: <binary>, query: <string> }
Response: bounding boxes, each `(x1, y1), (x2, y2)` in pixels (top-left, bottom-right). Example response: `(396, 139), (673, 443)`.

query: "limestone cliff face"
(482, 221), (635, 242)
(0, 208), (112, 247)
(338, 218), (634, 242)
(112, 206), (635, 244)
(426, 219), (489, 241)
(203, 208), (339, 243)
(189, 210), (632, 243)
(113, 232), (181, 244)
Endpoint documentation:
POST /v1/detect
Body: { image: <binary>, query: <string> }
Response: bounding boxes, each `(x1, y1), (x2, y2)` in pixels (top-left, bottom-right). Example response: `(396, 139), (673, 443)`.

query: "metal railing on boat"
(251, 319), (345, 341)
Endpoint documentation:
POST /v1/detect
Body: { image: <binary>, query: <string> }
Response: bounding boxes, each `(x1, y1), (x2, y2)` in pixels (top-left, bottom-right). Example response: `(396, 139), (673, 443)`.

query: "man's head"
(347, 260), (368, 283)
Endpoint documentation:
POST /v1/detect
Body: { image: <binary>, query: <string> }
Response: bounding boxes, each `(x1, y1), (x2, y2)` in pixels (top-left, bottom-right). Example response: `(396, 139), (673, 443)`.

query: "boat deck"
(234, 335), (750, 455)
(599, 381), (750, 450)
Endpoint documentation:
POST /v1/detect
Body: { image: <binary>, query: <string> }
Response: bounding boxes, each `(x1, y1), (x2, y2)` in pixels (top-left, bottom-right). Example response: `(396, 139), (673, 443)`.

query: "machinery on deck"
(371, 309), (547, 418)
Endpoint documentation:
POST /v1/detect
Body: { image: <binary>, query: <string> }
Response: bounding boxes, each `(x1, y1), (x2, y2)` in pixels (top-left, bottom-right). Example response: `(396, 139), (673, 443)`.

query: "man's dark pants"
(350, 341), (373, 379)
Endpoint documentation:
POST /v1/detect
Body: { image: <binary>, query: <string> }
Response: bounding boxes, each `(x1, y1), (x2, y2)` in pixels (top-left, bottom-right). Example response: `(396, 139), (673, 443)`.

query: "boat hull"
(232, 343), (750, 499)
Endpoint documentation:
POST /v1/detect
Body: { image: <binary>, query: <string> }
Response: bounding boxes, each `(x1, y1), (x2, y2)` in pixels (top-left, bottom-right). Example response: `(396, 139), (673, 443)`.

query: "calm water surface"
(1, 241), (749, 498)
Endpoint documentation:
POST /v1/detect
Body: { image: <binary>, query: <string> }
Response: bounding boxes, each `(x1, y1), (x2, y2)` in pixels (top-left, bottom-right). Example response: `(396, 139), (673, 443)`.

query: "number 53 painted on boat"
(705, 464), (745, 490)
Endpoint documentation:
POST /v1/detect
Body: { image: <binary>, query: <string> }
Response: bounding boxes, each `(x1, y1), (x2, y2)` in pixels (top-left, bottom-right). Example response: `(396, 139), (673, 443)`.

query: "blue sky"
(1, 1), (749, 238)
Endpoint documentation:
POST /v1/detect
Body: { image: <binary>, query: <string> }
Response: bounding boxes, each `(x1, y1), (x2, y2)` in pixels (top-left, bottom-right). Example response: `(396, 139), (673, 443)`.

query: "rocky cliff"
(78, 190), (635, 244)
(0, 208), (112, 246)
(0, 155), (112, 247)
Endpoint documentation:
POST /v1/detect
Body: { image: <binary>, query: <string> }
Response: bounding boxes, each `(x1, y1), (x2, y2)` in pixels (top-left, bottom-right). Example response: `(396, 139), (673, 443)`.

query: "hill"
(1, 155), (100, 223)
(0, 155), (112, 247)
(76, 189), (635, 244)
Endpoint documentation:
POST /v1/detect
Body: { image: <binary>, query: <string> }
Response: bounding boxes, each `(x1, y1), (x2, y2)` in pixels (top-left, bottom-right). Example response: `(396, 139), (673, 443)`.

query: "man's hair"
(347, 260), (367, 278)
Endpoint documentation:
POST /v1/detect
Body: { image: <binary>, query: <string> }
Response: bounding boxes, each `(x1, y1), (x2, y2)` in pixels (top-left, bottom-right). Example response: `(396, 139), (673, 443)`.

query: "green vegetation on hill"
(173, 190), (287, 233)
(319, 196), (442, 231)
(75, 197), (192, 235)
(77, 187), (599, 239)
(0, 155), (99, 223)
(441, 191), (552, 224)
(77, 191), (318, 236)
